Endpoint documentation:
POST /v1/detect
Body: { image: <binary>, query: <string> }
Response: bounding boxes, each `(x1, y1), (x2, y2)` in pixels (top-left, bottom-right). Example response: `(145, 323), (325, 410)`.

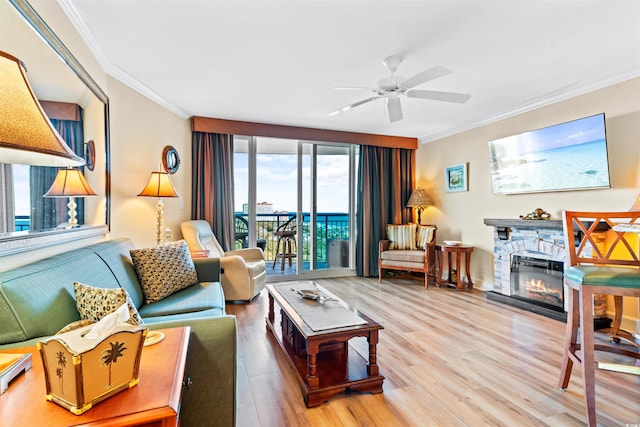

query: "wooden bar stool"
(273, 216), (297, 270)
(559, 211), (640, 427)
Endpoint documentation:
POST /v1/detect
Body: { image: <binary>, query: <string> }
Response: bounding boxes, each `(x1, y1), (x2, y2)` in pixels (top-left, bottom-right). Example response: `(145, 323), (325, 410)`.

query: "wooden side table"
(0, 327), (190, 426)
(435, 244), (474, 290)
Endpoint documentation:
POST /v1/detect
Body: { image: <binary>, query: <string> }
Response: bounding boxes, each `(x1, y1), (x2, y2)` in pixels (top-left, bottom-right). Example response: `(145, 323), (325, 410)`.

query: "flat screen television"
(488, 113), (610, 194)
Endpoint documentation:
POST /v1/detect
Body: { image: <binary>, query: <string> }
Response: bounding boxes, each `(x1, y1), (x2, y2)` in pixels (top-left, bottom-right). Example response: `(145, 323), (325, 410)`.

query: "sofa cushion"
(416, 225), (436, 249)
(380, 249), (425, 264)
(138, 281), (225, 318)
(74, 282), (143, 325)
(386, 224), (417, 250)
(130, 240), (199, 304)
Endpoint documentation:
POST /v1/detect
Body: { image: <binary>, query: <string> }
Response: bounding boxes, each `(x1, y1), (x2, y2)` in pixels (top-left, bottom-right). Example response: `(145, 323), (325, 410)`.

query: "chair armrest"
(379, 240), (390, 254)
(193, 257), (221, 282)
(225, 247), (264, 261)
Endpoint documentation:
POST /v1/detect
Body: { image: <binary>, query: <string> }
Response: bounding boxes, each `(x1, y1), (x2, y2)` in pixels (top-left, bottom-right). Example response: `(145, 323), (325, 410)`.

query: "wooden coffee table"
(266, 283), (384, 407)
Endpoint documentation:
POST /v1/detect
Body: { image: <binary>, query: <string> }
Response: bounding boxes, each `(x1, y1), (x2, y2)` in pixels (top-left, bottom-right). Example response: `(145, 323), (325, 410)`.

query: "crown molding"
(420, 69), (640, 144)
(57, 0), (190, 119)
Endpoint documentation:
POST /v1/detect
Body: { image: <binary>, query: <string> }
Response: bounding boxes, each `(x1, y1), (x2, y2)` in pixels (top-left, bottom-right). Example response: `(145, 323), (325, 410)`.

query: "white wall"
(107, 77), (192, 248)
(417, 77), (640, 328)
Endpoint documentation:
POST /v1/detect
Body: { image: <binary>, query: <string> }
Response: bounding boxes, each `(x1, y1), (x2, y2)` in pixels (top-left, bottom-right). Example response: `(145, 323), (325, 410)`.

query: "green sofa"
(0, 238), (236, 426)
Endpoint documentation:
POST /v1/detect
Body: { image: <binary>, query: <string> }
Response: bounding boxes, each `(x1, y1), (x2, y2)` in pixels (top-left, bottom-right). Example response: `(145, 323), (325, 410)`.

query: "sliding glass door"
(234, 136), (356, 279)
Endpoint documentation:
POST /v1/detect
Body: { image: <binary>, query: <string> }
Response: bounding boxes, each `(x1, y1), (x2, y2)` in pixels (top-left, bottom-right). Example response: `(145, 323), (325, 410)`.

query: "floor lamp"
(406, 188), (432, 224)
(44, 168), (97, 227)
(138, 171), (179, 245)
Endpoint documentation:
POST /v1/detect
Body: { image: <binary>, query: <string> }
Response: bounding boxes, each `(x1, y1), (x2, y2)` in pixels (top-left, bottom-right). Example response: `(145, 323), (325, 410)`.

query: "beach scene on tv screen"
(488, 114), (610, 194)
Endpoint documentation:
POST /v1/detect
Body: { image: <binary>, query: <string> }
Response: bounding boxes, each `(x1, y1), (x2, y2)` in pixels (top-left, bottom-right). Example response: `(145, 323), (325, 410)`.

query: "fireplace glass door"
(510, 255), (564, 312)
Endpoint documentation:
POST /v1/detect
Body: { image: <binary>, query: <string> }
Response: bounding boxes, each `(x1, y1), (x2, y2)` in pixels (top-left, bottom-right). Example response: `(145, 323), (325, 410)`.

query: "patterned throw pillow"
(387, 223), (417, 250)
(74, 282), (143, 325)
(416, 225), (436, 249)
(130, 240), (199, 304)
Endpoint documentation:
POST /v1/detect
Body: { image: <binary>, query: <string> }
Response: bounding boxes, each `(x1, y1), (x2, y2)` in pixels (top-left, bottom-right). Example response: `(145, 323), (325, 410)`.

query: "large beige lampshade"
(0, 50), (84, 167)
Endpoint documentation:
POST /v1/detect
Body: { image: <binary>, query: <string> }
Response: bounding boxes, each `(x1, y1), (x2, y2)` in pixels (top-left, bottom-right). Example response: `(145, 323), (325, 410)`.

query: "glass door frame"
(239, 136), (357, 281)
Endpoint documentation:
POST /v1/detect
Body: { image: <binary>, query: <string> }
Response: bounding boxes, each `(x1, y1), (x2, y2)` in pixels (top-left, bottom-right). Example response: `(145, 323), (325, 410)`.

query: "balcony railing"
(15, 215), (30, 232)
(235, 212), (349, 264)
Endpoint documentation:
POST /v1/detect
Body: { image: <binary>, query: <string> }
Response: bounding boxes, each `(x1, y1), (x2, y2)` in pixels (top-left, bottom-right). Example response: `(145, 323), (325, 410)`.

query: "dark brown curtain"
(191, 131), (235, 251)
(30, 103), (84, 230)
(356, 145), (415, 277)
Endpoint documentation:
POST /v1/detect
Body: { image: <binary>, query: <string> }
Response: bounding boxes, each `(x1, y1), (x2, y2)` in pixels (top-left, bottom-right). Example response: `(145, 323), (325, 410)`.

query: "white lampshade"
(0, 50), (84, 167)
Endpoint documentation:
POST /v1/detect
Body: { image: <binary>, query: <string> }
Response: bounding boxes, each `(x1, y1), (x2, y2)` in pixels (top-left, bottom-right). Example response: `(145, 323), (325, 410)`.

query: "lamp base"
(155, 198), (164, 245)
(67, 196), (78, 227)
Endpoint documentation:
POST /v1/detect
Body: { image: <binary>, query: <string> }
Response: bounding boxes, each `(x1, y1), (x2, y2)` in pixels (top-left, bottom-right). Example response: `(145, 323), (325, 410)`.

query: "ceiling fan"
(328, 55), (471, 123)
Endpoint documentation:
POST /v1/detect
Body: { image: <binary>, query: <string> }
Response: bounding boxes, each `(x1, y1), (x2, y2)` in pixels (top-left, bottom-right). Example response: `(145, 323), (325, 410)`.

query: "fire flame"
(526, 278), (561, 296)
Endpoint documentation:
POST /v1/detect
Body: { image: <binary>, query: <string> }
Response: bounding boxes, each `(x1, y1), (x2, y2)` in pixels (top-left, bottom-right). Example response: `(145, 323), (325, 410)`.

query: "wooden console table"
(435, 244), (474, 290)
(0, 327), (190, 426)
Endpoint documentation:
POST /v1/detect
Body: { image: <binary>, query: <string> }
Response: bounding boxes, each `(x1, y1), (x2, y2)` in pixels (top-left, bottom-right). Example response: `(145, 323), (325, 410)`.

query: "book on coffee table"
(0, 353), (32, 394)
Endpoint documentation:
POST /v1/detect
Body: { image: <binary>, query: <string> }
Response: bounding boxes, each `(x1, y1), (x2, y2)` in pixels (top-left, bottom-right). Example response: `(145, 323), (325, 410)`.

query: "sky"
(489, 113), (606, 158)
(234, 152), (350, 214)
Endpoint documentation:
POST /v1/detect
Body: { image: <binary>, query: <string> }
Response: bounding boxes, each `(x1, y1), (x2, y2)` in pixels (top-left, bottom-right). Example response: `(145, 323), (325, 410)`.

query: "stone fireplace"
(484, 218), (612, 326)
(484, 218), (568, 321)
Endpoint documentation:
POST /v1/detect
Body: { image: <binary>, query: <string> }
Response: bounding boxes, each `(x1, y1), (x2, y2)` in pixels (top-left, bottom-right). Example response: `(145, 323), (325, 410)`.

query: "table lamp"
(406, 188), (432, 224)
(0, 50), (84, 167)
(44, 168), (97, 227)
(137, 171), (179, 245)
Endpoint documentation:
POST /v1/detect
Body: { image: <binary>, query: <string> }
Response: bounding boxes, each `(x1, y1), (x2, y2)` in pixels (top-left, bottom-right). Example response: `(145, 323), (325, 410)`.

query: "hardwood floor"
(226, 275), (640, 427)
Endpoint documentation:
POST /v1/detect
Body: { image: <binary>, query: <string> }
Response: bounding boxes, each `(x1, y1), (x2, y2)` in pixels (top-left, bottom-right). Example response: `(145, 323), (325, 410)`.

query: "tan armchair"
(181, 220), (266, 302)
(378, 223), (437, 289)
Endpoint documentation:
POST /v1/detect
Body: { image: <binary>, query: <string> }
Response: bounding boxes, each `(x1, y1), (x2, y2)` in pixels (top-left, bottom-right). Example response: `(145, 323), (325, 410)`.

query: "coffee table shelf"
(266, 283), (384, 407)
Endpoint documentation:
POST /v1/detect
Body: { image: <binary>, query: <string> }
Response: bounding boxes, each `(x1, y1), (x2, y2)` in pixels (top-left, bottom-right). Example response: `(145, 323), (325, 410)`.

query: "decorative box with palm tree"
(37, 323), (147, 415)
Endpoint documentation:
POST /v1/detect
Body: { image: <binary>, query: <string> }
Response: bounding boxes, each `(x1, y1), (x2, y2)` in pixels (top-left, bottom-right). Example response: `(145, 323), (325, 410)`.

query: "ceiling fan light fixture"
(386, 92), (403, 123)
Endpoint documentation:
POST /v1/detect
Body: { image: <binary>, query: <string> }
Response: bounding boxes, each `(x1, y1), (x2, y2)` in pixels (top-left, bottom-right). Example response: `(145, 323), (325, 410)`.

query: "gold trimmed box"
(37, 324), (147, 415)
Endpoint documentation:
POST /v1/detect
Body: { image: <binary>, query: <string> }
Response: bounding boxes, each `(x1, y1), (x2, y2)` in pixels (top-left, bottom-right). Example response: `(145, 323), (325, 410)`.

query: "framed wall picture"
(445, 163), (468, 192)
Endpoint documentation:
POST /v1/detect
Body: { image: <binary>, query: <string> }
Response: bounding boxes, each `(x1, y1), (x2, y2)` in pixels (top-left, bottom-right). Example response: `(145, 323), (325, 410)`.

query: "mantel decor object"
(519, 208), (551, 220)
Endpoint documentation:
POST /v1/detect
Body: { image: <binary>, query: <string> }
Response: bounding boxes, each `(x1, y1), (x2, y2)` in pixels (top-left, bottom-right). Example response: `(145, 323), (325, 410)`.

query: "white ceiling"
(57, 0), (640, 142)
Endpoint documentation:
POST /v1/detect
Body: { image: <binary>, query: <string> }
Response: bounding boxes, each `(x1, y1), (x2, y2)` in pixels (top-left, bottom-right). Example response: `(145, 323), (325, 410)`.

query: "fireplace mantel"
(484, 218), (564, 230)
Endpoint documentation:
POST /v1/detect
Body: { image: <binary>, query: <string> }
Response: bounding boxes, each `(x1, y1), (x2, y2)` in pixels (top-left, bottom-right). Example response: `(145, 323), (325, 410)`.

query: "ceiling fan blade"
(386, 93), (403, 123)
(401, 65), (452, 89)
(406, 89), (471, 103)
(333, 86), (378, 93)
(328, 96), (380, 116)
